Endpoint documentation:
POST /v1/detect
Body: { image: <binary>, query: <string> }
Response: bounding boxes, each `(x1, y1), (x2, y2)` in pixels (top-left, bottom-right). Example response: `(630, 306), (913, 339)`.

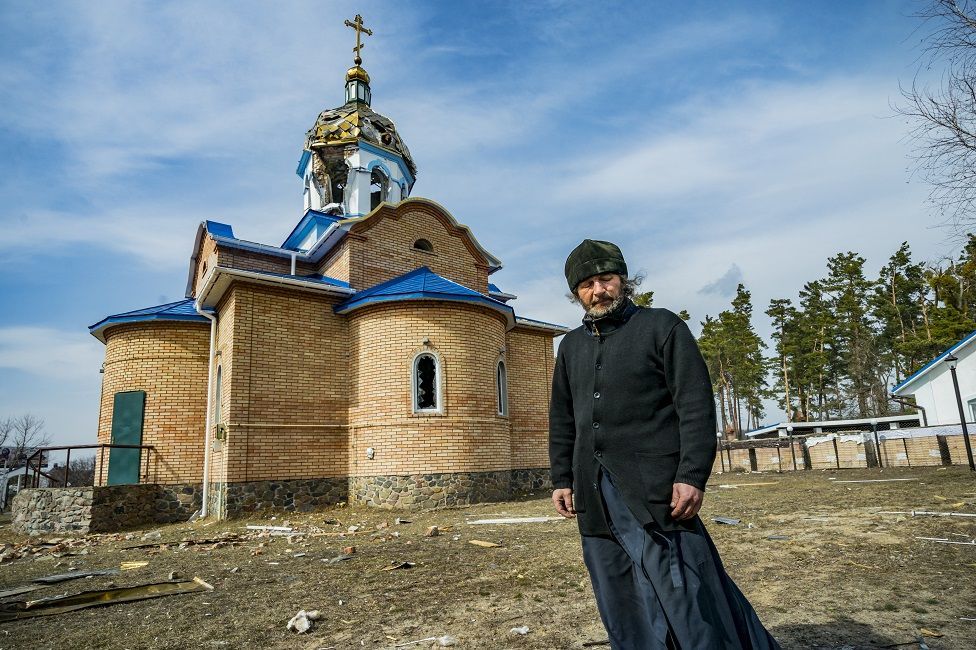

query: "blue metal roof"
(205, 220), (234, 239)
(242, 269), (350, 288)
(89, 299), (210, 343)
(892, 329), (976, 394)
(515, 315), (570, 331)
(281, 210), (344, 251)
(335, 267), (515, 326)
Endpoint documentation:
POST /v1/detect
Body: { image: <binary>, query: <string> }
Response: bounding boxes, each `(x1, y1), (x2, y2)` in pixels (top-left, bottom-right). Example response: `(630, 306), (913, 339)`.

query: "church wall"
(96, 322), (210, 486)
(347, 302), (511, 483)
(216, 246), (318, 280)
(318, 240), (351, 284)
(505, 327), (556, 473)
(347, 205), (490, 292)
(190, 234), (219, 298)
(220, 283), (349, 485)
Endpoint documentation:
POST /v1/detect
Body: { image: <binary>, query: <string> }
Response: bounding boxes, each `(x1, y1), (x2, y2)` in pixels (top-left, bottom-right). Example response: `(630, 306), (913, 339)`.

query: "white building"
(892, 330), (976, 425)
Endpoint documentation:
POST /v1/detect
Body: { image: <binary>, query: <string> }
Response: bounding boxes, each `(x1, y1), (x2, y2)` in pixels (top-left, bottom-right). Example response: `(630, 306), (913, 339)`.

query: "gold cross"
(344, 14), (373, 65)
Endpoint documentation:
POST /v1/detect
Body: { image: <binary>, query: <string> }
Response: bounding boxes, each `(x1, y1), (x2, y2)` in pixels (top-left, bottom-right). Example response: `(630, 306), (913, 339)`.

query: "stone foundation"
(222, 478), (348, 518)
(350, 470), (514, 509)
(510, 468), (551, 493)
(11, 483), (202, 536)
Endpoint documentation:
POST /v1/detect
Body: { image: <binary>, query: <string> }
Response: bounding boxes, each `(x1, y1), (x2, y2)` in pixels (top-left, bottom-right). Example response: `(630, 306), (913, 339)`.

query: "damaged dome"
(304, 103), (417, 178)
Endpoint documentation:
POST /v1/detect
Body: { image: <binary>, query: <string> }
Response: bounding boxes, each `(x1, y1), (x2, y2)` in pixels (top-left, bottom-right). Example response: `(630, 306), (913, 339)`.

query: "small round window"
(414, 239), (434, 252)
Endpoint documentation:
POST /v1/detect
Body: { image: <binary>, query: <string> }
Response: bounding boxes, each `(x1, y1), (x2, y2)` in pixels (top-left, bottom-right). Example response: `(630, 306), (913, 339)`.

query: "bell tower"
(297, 15), (417, 217)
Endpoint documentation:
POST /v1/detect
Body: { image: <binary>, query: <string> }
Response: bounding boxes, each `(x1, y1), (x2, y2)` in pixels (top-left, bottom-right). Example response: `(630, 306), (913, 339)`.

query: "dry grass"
(1, 466), (975, 649)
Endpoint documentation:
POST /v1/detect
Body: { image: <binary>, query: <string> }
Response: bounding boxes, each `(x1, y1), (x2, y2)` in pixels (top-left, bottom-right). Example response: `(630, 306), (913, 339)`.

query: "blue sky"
(0, 1), (962, 446)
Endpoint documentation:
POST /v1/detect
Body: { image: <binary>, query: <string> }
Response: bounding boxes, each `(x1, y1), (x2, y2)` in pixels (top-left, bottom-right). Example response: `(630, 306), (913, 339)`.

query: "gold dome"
(346, 65), (370, 84)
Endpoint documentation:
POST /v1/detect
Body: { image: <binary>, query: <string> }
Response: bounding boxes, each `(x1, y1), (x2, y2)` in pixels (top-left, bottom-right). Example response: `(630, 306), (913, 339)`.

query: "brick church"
(88, 17), (566, 519)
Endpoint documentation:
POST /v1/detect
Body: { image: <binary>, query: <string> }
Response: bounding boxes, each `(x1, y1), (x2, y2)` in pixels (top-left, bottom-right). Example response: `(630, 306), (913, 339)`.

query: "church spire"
(344, 14), (372, 106)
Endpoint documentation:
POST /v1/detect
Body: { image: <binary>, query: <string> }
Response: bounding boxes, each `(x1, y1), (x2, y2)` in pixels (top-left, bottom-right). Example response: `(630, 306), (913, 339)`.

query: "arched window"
(213, 366), (222, 424)
(370, 167), (388, 210)
(413, 353), (440, 412)
(496, 360), (508, 416)
(413, 238), (433, 252)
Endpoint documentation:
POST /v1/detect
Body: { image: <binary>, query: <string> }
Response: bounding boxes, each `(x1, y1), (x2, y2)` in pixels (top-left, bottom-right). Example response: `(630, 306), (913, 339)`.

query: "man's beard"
(586, 294), (626, 319)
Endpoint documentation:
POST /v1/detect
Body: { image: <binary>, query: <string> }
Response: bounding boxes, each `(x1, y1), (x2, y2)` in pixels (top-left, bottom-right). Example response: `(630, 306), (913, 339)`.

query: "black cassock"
(582, 471), (781, 650)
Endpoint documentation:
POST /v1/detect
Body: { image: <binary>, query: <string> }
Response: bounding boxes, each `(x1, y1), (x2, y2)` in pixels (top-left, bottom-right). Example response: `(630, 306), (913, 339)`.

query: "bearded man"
(549, 239), (780, 649)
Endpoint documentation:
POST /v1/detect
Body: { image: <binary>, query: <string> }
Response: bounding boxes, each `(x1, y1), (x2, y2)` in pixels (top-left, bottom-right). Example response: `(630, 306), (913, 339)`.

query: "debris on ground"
(286, 608), (321, 634)
(712, 517), (741, 526)
(426, 526), (440, 537)
(878, 510), (976, 518)
(395, 518), (412, 525)
(766, 535), (789, 541)
(831, 478), (917, 483)
(468, 540), (501, 548)
(394, 635), (458, 647)
(33, 568), (120, 584)
(0, 577), (214, 622)
(915, 536), (976, 545)
(0, 585), (42, 600)
(245, 525), (293, 533)
(716, 482), (779, 489)
(120, 561), (149, 571)
(510, 625), (530, 635)
(467, 517), (563, 525)
(920, 628), (943, 638)
(381, 561), (416, 571)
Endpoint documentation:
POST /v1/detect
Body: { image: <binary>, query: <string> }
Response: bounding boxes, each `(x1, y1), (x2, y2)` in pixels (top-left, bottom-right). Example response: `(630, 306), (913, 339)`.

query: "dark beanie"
(564, 239), (627, 291)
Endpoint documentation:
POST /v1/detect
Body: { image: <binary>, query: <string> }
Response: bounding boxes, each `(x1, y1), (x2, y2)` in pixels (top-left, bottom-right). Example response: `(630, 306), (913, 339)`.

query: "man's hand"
(670, 483), (704, 521)
(552, 488), (576, 518)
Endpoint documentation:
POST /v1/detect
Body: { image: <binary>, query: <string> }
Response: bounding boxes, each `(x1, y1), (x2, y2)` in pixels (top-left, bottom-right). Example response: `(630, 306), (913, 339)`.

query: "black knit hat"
(564, 239), (627, 291)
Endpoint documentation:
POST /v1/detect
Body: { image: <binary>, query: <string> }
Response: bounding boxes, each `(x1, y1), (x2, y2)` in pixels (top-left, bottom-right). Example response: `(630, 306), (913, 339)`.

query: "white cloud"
(0, 327), (104, 381)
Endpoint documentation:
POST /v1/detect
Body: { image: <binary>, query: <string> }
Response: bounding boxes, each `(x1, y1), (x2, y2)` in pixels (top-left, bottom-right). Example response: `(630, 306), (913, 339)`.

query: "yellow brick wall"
(190, 234), (219, 299)
(944, 434), (976, 466)
(344, 203), (490, 292)
(96, 322), (210, 485)
(219, 283), (349, 483)
(506, 327), (556, 470)
(319, 240), (351, 284)
(806, 439), (867, 469)
(347, 301), (510, 475)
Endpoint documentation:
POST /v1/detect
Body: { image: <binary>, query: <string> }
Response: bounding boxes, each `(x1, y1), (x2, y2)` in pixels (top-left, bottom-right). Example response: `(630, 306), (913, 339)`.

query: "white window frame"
(411, 351), (443, 414)
(496, 359), (508, 416)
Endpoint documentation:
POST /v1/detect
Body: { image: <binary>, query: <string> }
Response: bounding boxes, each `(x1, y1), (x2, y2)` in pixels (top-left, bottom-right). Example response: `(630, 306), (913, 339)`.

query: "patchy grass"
(1, 466), (975, 649)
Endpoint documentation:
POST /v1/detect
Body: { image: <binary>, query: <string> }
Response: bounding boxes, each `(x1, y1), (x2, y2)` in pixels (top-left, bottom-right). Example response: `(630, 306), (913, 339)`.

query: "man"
(549, 239), (779, 649)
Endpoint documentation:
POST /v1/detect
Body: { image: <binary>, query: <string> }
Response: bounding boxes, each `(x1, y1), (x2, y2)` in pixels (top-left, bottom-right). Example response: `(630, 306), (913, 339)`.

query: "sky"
(0, 1), (967, 448)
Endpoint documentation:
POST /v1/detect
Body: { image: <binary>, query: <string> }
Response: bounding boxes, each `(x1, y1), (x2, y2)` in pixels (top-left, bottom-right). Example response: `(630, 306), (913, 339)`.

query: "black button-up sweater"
(549, 300), (717, 536)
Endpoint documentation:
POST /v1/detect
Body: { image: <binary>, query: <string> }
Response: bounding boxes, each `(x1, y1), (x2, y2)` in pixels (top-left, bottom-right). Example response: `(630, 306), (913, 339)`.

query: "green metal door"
(107, 391), (145, 485)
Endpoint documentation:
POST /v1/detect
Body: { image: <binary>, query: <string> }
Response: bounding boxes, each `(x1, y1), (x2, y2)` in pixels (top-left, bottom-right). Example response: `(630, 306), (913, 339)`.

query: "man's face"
(576, 273), (623, 318)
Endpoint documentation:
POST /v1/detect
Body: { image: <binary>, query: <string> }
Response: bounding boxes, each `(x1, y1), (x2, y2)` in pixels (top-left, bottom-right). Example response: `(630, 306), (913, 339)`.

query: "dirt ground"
(1, 466), (974, 650)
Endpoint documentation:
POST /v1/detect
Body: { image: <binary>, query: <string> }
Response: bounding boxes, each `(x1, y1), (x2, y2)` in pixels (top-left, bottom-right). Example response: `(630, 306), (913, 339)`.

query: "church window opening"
(370, 167), (388, 210)
(413, 353), (439, 412)
(413, 238), (433, 252)
(496, 360), (508, 416)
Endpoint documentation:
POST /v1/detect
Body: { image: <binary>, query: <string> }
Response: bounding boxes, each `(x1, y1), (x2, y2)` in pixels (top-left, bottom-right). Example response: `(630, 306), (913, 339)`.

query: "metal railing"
(25, 444), (157, 488)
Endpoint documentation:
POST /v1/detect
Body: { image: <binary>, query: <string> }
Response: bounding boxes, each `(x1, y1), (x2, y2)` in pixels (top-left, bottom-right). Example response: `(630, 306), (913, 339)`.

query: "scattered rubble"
(286, 608), (321, 634)
(712, 517), (741, 526)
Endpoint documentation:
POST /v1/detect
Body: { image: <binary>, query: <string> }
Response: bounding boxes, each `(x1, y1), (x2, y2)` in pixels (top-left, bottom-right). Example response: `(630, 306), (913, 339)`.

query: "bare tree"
(899, 0), (976, 231)
(6, 414), (52, 468)
(0, 417), (11, 449)
(48, 456), (96, 487)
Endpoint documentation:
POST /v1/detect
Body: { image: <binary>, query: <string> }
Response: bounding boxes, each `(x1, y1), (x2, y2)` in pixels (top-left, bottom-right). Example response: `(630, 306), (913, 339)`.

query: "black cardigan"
(549, 304), (717, 535)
